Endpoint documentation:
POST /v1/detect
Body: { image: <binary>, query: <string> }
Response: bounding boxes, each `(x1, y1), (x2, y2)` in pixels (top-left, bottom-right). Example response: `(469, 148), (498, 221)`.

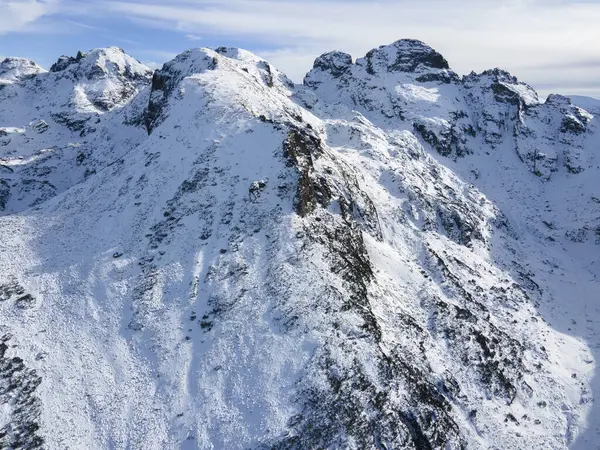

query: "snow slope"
(0, 41), (599, 449)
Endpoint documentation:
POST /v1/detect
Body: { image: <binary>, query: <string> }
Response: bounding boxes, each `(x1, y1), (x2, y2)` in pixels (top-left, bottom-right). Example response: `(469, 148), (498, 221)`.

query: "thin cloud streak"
(98, 0), (600, 95)
(1, 0), (599, 97)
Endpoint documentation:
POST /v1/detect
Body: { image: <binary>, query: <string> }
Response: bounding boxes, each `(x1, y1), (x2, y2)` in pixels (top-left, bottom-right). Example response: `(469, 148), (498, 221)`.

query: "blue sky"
(1, 0), (600, 98)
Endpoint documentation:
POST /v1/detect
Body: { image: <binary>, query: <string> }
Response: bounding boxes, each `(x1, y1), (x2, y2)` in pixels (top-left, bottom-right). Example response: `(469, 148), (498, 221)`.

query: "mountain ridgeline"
(0, 40), (599, 449)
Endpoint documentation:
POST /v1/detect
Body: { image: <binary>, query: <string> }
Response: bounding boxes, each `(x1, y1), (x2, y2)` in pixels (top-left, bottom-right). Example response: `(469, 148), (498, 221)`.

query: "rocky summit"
(0, 39), (599, 449)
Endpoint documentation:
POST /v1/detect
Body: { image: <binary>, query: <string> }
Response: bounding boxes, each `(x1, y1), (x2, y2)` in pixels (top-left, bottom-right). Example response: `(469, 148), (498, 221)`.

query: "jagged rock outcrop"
(49, 50), (87, 73)
(357, 38), (450, 74)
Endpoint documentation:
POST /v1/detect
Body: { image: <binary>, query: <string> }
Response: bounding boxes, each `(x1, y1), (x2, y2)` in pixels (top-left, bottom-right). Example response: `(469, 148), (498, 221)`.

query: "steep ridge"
(0, 41), (598, 449)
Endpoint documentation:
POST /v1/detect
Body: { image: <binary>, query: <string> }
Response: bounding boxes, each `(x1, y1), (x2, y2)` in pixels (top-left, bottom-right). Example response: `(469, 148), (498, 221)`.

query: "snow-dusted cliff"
(0, 40), (599, 449)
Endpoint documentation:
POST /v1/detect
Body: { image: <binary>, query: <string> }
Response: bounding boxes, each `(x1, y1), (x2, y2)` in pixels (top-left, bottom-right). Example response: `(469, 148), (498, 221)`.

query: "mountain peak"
(49, 50), (87, 72)
(304, 40), (454, 90)
(48, 47), (152, 82)
(0, 47), (154, 120)
(545, 93), (572, 107)
(310, 51), (353, 78)
(356, 39), (450, 74)
(156, 47), (218, 77)
(144, 46), (295, 133)
(463, 68), (540, 107)
(0, 57), (46, 83)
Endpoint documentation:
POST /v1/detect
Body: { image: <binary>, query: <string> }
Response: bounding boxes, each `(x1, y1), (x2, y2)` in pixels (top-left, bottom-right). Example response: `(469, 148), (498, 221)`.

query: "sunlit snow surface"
(0, 41), (599, 449)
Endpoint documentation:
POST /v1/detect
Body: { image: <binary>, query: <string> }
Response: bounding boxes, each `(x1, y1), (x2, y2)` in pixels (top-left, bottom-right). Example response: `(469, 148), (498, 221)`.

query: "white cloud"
(63, 18), (99, 30)
(100, 0), (600, 96)
(1, 0), (598, 97)
(0, 0), (61, 34)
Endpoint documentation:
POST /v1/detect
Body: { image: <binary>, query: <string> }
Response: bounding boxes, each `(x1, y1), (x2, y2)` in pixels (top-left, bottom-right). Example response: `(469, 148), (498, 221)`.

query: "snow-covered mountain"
(0, 40), (599, 449)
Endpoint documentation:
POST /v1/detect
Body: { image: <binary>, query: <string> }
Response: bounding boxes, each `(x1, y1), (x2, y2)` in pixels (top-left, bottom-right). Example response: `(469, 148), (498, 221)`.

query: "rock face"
(0, 41), (599, 450)
(358, 39), (450, 74)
